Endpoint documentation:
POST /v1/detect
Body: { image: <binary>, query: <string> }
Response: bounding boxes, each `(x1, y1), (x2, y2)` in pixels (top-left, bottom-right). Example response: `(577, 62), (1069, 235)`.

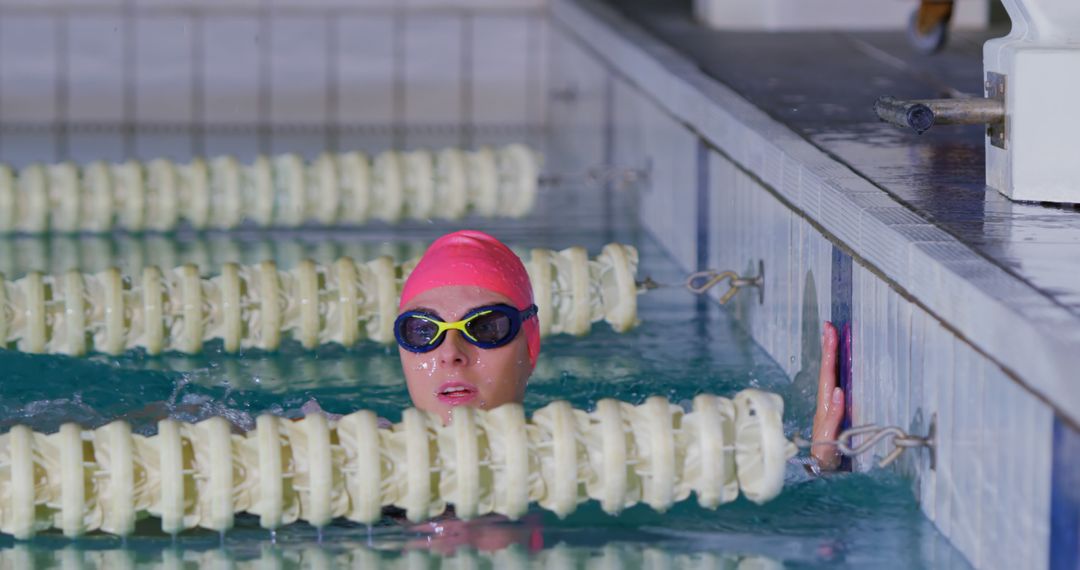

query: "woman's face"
(398, 285), (533, 424)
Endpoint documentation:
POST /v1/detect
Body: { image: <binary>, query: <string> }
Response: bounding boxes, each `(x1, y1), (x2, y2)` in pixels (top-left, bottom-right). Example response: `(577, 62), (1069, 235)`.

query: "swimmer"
(394, 229), (845, 470)
(390, 230), (845, 551)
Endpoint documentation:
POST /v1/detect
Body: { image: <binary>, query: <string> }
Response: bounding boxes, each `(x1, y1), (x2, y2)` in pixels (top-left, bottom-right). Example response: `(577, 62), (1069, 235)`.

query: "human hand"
(811, 321), (845, 471)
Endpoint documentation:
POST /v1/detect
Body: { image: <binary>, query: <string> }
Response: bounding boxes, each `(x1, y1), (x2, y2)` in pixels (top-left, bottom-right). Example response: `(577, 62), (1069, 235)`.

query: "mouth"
(436, 382), (478, 405)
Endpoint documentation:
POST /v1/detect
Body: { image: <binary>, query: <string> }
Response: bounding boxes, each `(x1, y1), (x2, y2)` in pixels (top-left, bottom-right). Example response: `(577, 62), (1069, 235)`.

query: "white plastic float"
(0, 144), (540, 234)
(0, 389), (796, 539)
(0, 243), (639, 356)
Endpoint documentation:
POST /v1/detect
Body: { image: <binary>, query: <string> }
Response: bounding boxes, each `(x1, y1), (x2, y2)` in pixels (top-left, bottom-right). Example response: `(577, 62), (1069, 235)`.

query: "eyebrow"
(404, 306), (442, 319)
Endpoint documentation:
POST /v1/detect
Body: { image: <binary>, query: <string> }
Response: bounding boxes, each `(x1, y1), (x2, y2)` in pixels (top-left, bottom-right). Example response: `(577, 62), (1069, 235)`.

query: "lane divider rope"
(0, 389), (795, 539)
(0, 243), (639, 356)
(0, 144), (539, 234)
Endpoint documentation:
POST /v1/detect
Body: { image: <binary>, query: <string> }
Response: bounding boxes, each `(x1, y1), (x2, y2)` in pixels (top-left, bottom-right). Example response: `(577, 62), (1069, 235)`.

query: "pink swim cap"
(400, 230), (540, 367)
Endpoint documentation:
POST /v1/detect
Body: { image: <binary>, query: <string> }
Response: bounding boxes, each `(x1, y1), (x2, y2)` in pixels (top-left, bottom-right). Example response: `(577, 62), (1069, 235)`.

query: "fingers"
(826, 386), (844, 428)
(817, 321), (839, 411)
(812, 386), (845, 471)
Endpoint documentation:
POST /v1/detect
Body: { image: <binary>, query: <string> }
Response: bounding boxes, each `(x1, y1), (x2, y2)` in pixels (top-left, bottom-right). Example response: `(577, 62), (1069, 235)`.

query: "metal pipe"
(874, 95), (1004, 134)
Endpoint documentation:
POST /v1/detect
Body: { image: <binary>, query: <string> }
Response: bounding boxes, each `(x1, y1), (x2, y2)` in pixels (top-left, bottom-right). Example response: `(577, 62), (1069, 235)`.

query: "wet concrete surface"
(609, 0), (1080, 317)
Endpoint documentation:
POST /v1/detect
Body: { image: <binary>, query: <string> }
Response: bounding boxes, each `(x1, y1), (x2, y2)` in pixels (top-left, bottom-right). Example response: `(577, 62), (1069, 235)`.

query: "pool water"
(0, 135), (969, 569)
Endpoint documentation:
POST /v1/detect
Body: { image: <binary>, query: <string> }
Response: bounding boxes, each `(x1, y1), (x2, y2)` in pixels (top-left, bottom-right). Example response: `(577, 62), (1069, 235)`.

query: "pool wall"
(547, 1), (1079, 569)
(0, 0), (549, 166)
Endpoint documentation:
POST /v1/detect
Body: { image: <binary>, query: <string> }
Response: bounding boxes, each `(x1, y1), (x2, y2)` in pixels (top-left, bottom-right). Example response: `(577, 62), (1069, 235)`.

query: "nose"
(434, 330), (471, 367)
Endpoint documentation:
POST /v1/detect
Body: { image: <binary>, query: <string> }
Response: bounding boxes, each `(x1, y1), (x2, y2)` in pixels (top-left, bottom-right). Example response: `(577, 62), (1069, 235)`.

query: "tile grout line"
(56, 12), (69, 161)
(325, 10), (339, 152)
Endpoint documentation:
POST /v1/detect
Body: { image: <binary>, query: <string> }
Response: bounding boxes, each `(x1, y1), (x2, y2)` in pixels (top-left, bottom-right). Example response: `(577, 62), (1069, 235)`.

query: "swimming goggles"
(394, 303), (538, 353)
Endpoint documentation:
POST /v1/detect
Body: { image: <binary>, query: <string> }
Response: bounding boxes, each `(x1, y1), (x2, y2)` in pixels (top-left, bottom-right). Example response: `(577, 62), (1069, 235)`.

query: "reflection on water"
(0, 538), (782, 570)
(0, 232), (429, 278)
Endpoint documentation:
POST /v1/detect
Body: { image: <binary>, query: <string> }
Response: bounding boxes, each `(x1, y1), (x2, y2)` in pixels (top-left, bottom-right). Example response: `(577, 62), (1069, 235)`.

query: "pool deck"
(612, 0), (1080, 317)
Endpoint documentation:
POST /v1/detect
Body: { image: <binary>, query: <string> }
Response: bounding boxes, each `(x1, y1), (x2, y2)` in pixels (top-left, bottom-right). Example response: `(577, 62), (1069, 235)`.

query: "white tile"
(850, 266), (867, 469)
(66, 15), (126, 123)
(789, 216), (807, 378)
(638, 102), (696, 272)
(337, 131), (397, 155)
(763, 195), (790, 368)
(724, 165), (748, 320)
(893, 290), (911, 465)
(1006, 377), (1034, 569)
(0, 132), (59, 167)
(876, 278), (889, 428)
(882, 287), (894, 435)
(797, 164), (822, 221)
(861, 270), (877, 452)
(471, 15), (530, 126)
(664, 122), (698, 272)
(134, 131), (194, 162)
(0, 15), (58, 123)
(787, 212), (802, 377)
(203, 131), (259, 162)
(789, 218), (806, 377)
(403, 129), (461, 151)
(527, 15), (547, 126)
(737, 171), (764, 333)
(876, 285), (894, 444)
(135, 0), (260, 7)
(949, 341), (983, 566)
(814, 231), (831, 326)
(335, 15), (395, 126)
(202, 16), (261, 125)
(907, 307), (928, 482)
(979, 362), (1008, 570)
(68, 131), (125, 163)
(546, 26), (605, 172)
(920, 317), (946, 522)
(613, 78), (647, 189)
(270, 16), (328, 124)
(270, 0), (389, 6)
(0, 0), (65, 5)
(407, 0), (545, 8)
(1027, 395), (1054, 566)
(707, 150), (737, 277)
(269, 131), (327, 158)
(403, 15), (463, 125)
(135, 15), (195, 123)
(875, 277), (889, 443)
(931, 324), (955, 533)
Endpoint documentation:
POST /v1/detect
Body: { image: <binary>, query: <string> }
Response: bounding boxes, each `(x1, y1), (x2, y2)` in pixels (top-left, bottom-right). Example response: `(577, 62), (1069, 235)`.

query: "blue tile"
(1051, 416), (1080, 570)
(831, 245), (853, 471)
(696, 138), (709, 272)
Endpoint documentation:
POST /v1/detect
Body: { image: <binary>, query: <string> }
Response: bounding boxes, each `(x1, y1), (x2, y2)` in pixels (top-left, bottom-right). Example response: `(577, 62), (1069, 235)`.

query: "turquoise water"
(0, 135), (969, 568)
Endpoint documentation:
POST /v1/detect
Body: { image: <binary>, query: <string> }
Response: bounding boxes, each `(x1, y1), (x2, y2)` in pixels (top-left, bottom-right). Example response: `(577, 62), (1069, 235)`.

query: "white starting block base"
(985, 0), (1080, 204)
(693, 0), (988, 31)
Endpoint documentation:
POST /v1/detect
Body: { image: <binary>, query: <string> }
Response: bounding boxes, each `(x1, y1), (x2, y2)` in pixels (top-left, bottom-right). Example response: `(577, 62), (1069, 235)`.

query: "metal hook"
(792, 416), (936, 469)
(684, 261), (765, 305)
